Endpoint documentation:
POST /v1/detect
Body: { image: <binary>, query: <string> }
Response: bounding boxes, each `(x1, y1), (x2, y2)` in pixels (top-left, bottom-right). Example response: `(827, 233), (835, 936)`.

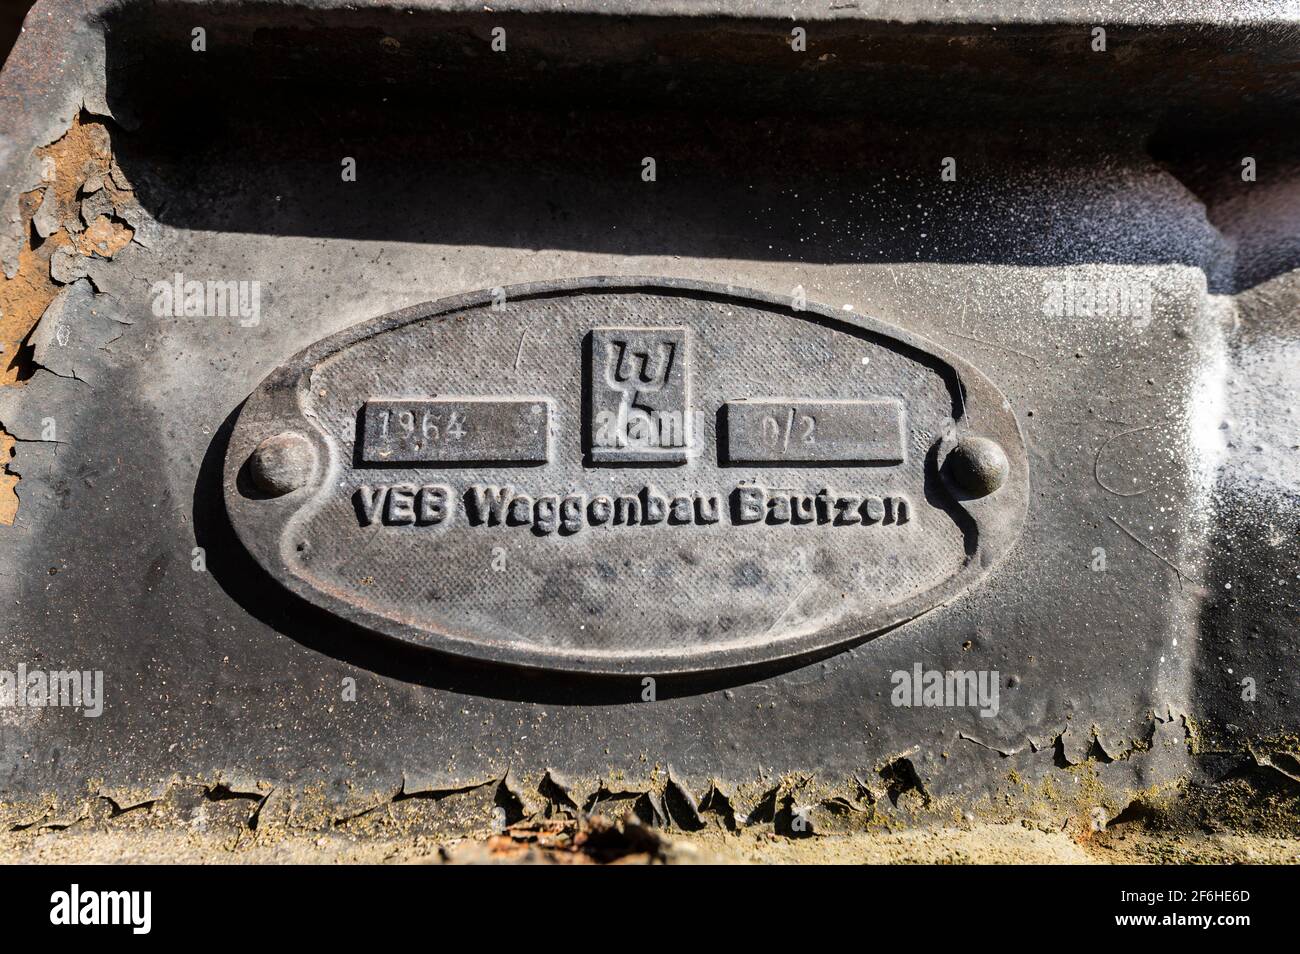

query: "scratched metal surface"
(0, 0), (1295, 819)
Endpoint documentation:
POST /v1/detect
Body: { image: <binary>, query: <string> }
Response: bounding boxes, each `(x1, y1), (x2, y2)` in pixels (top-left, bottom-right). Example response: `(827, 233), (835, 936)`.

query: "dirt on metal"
(3, 816), (1299, 865)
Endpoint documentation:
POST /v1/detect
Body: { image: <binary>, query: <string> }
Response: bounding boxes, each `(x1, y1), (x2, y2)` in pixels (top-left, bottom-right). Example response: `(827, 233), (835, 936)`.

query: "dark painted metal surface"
(0, 0), (1295, 826)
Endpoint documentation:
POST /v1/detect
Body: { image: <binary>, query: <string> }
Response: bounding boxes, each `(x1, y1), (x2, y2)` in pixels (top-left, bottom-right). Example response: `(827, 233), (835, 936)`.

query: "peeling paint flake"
(0, 114), (138, 524)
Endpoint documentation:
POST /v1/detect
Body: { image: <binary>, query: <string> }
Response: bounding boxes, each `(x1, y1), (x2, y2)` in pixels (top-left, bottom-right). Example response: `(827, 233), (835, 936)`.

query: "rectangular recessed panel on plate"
(722, 399), (904, 465)
(360, 398), (551, 464)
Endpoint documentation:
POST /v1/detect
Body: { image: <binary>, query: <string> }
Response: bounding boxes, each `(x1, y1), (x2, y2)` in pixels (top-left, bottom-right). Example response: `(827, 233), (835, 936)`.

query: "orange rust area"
(73, 214), (134, 258)
(0, 116), (135, 525)
(465, 816), (667, 864)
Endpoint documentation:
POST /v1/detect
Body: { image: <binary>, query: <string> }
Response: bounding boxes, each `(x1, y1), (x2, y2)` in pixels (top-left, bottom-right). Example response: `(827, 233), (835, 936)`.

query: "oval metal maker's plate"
(223, 278), (1027, 674)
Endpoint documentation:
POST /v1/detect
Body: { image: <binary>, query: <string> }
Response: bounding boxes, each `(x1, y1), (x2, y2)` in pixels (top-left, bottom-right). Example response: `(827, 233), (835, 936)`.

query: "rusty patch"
(455, 815), (668, 864)
(0, 430), (14, 520)
(72, 214), (134, 258)
(0, 190), (58, 389)
(0, 115), (134, 525)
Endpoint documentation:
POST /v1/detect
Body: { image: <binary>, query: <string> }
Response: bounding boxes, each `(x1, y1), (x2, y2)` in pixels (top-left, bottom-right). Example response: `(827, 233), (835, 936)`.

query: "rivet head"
(248, 432), (315, 496)
(945, 436), (1009, 497)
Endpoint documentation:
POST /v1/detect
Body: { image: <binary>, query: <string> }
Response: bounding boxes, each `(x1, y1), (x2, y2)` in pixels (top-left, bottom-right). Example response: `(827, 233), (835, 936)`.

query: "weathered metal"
(222, 278), (1026, 673)
(0, 0), (1296, 846)
(248, 431), (317, 496)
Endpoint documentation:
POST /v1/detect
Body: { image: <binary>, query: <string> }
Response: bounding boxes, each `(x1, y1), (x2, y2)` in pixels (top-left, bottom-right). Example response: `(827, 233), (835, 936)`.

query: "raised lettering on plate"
(587, 327), (692, 463)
